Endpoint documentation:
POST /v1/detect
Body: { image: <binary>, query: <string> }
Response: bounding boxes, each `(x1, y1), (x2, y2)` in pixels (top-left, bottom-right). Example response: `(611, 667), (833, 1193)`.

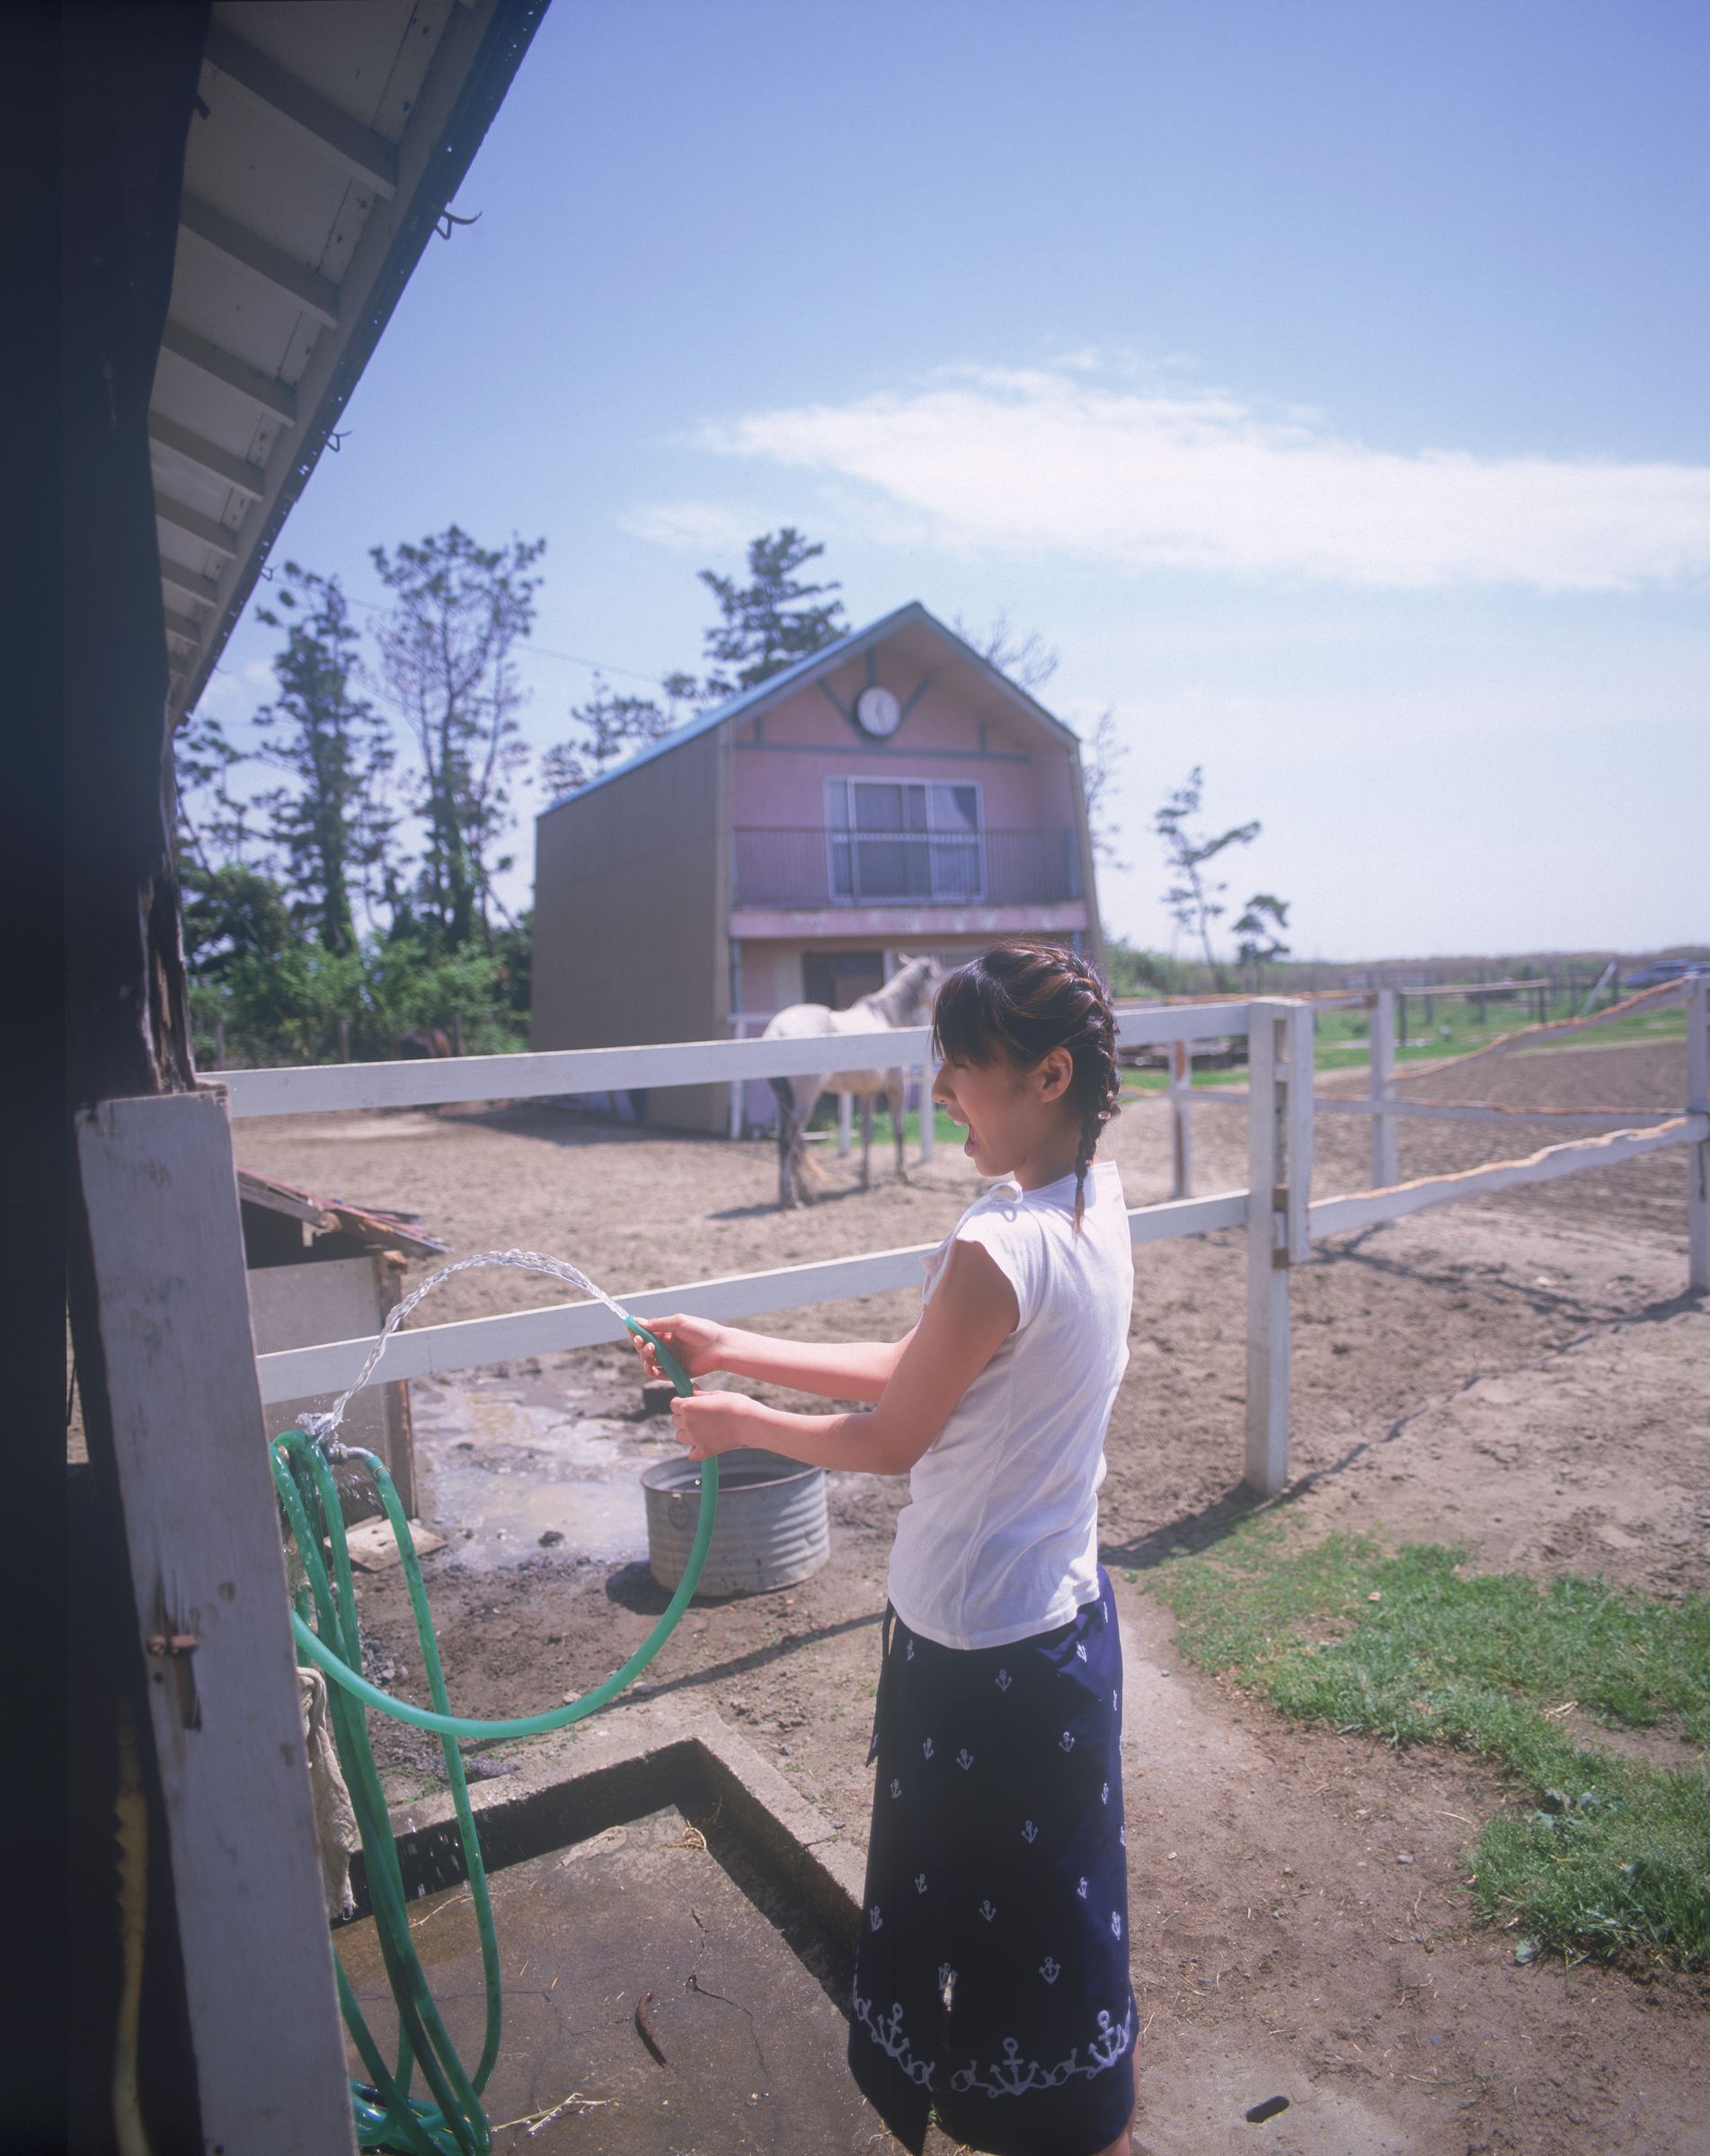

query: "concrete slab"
(338, 1707), (886, 2152)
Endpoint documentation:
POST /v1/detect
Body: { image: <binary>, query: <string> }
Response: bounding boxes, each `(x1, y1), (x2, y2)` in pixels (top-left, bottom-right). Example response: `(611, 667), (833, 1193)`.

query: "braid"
(933, 940), (1124, 1230)
(1067, 962), (1122, 1232)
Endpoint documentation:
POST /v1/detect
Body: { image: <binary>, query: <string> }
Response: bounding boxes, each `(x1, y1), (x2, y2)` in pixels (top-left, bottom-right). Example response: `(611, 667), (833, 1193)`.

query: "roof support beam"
(159, 557), (223, 610)
(158, 320), (297, 426)
(155, 490), (241, 561)
(178, 194), (341, 330)
(148, 413), (268, 504)
(201, 25), (399, 199)
(163, 606), (205, 649)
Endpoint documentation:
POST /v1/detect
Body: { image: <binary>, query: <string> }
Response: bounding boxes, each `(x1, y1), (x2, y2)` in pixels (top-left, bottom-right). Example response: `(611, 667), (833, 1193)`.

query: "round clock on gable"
(854, 684), (902, 738)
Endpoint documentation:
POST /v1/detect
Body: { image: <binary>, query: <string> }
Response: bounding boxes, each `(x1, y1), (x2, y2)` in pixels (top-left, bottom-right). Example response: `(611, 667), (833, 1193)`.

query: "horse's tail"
(770, 1075), (827, 1185)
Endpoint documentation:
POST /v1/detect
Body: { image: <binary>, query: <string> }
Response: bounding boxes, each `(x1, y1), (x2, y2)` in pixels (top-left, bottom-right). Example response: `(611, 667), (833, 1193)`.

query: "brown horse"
(396, 1027), (451, 1059)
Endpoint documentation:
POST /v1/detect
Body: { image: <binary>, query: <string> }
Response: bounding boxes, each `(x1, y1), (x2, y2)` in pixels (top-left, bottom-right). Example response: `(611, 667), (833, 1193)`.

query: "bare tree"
(369, 526), (545, 950)
(1154, 768), (1262, 986)
(1078, 708), (1130, 869)
(954, 610), (1059, 694)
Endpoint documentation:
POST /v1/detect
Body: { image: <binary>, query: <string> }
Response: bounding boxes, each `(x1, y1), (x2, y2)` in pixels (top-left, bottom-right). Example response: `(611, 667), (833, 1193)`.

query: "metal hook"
(435, 207), (483, 241)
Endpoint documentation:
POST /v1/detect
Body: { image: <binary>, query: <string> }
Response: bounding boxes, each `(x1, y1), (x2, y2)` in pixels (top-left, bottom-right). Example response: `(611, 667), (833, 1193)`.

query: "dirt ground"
(238, 1037), (1708, 2155)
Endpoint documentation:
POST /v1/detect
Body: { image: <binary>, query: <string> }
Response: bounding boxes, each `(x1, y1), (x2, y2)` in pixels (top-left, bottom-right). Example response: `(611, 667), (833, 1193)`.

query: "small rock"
(1396, 1852), (1413, 1864)
(538, 1529), (565, 1547)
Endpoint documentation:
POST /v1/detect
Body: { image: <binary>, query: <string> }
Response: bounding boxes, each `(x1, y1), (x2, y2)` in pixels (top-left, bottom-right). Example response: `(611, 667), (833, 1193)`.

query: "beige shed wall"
(532, 728), (730, 1132)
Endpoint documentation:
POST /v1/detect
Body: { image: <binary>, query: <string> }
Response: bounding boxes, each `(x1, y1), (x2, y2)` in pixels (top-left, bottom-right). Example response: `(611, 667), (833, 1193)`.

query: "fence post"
(1369, 988), (1397, 1189)
(213, 1020), (226, 1068)
(918, 1065), (935, 1162)
(728, 1016), (746, 1141)
(1689, 976), (1708, 1294)
(837, 1091), (854, 1158)
(1286, 1003), (1315, 1263)
(1169, 1038), (1193, 1198)
(1245, 1003), (1291, 1496)
(337, 1016), (350, 1063)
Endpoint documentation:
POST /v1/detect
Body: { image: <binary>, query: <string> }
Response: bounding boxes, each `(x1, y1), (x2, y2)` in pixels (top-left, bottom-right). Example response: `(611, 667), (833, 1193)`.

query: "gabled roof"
(538, 600), (1085, 817)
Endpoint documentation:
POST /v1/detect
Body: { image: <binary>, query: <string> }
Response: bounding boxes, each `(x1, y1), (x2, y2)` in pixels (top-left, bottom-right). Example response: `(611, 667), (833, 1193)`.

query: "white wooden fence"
(226, 981), (1709, 1498)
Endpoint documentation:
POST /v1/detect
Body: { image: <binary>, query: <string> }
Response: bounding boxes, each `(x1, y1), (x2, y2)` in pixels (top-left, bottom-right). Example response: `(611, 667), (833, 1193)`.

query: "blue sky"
(202, 0), (1709, 959)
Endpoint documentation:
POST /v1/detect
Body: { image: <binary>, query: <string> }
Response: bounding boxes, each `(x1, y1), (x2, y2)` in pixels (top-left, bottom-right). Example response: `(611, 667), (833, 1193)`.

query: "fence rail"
(238, 979), (1709, 1498)
(218, 1003), (1260, 1119)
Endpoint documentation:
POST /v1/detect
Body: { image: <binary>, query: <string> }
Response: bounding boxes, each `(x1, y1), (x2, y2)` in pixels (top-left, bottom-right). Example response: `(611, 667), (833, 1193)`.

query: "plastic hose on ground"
(274, 1317), (714, 2154)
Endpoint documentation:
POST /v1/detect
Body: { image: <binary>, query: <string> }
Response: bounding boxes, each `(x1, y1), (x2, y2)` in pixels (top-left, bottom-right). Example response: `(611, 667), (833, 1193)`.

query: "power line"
(343, 590), (674, 691)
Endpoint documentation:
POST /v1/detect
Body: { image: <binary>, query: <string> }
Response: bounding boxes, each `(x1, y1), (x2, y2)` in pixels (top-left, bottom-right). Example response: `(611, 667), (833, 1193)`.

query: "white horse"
(765, 955), (944, 1209)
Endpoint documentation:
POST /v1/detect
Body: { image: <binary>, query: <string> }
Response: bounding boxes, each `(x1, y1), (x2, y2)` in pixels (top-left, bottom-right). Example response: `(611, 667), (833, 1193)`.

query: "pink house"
(531, 602), (1104, 1132)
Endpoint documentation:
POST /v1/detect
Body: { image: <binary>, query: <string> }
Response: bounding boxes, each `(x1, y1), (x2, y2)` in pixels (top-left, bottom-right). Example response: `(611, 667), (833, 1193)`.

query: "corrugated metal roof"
(152, 0), (550, 725)
(537, 599), (1083, 817)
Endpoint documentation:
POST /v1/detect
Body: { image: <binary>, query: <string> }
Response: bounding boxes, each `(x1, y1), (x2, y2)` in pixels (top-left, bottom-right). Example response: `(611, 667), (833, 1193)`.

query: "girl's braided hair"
(931, 941), (1122, 1231)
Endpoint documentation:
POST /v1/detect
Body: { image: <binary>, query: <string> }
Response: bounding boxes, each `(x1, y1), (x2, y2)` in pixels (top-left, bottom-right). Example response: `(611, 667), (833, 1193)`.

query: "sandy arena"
(239, 1037), (1707, 2155)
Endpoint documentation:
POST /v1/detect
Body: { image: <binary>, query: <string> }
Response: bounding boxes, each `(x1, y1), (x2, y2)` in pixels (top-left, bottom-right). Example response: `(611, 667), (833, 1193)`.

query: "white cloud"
(619, 499), (759, 555)
(669, 362), (1710, 594)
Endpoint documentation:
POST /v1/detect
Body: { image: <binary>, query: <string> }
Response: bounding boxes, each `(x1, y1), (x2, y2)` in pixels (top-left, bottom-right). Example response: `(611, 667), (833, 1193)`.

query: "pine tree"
(697, 528), (846, 697)
(253, 566), (395, 953)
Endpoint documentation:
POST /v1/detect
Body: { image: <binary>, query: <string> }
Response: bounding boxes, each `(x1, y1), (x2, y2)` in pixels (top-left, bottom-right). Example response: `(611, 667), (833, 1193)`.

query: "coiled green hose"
(275, 1321), (715, 2152)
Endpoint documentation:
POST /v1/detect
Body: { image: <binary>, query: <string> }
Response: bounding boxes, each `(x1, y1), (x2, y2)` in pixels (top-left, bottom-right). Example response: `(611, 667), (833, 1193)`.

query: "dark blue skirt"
(849, 1568), (1135, 2156)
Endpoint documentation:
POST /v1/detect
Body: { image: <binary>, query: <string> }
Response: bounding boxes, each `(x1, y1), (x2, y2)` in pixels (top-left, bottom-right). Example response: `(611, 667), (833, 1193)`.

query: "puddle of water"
(412, 1382), (673, 1572)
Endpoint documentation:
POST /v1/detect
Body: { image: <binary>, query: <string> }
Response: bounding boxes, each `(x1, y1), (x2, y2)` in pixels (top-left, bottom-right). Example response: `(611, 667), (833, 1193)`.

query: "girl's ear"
(1035, 1046), (1075, 1104)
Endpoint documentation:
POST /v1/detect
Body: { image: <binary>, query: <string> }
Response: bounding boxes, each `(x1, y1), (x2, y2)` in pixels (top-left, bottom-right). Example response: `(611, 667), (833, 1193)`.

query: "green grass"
(1148, 1522), (1710, 1969)
(805, 1100), (963, 1146)
(1118, 1003), (1686, 1097)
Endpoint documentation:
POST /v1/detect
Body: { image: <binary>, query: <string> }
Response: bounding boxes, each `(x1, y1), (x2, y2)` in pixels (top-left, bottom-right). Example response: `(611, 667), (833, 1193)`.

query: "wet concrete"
(411, 1374), (674, 1572)
(336, 1802), (890, 2153)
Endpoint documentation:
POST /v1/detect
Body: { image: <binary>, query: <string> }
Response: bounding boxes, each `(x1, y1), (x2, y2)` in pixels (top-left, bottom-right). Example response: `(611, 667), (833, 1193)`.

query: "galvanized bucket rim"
(639, 1445), (822, 1497)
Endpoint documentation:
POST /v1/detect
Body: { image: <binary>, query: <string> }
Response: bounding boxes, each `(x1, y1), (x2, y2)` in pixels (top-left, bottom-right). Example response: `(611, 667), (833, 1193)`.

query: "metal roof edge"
(536, 598), (1080, 818)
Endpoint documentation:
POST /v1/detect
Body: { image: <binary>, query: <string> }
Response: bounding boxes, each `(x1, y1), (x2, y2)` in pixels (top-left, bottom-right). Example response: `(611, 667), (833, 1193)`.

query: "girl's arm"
(633, 1315), (915, 1404)
(667, 1241), (1017, 1475)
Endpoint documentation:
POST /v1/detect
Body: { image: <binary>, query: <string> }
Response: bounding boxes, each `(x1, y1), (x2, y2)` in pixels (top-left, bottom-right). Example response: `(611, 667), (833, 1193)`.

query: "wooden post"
(918, 1065), (935, 1162)
(1688, 976), (1708, 1294)
(1245, 1003), (1291, 1495)
(451, 1010), (465, 1057)
(1169, 1038), (1193, 1198)
(837, 1091), (854, 1157)
(1369, 988), (1397, 1189)
(213, 1020), (226, 1069)
(728, 1015), (746, 1141)
(338, 1016), (350, 1062)
(1286, 1003), (1315, 1263)
(77, 1091), (356, 2154)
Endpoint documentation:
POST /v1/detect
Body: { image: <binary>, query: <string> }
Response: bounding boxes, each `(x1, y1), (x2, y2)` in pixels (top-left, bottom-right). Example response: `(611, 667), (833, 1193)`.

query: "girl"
(634, 942), (1136, 2156)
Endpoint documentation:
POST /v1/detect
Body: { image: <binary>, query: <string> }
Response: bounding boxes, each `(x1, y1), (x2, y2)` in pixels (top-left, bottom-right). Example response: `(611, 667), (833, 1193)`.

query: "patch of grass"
(1149, 1522), (1710, 1968)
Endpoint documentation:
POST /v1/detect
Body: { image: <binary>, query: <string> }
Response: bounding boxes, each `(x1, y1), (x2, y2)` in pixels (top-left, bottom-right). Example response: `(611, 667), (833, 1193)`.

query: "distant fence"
(225, 982), (1708, 1499)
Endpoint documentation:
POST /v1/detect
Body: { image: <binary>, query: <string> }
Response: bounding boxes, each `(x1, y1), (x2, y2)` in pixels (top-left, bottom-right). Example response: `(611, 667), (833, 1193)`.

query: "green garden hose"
(275, 1319), (716, 2153)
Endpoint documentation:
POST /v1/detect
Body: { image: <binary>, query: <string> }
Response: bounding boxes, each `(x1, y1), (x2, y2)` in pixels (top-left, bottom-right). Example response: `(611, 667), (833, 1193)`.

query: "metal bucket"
(641, 1447), (828, 1598)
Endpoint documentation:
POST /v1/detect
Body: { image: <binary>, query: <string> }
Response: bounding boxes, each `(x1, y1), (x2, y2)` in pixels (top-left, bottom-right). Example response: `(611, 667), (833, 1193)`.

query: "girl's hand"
(632, 1312), (728, 1383)
(669, 1390), (770, 1462)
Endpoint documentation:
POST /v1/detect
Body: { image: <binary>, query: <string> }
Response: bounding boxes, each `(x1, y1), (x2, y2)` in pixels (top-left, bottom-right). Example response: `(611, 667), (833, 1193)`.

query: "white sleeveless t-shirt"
(886, 1159), (1133, 1651)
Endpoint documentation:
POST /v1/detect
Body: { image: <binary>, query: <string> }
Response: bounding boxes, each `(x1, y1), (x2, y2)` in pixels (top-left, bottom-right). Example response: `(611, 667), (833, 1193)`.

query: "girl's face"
(932, 1047), (1075, 1178)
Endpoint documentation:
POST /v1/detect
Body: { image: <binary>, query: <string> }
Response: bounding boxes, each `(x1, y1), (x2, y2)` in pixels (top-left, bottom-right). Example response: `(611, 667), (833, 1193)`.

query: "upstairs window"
(827, 778), (984, 902)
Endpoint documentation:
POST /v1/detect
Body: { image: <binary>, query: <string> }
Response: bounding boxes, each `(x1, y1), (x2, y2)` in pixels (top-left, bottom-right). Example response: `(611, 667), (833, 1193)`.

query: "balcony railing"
(731, 826), (1082, 909)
